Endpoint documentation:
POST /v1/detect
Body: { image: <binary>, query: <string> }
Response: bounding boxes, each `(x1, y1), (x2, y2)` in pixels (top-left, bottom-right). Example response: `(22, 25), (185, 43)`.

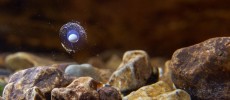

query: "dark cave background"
(0, 0), (230, 60)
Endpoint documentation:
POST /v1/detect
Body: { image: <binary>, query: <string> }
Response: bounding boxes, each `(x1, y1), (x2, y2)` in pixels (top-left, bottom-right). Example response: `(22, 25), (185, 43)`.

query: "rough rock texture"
(123, 81), (190, 100)
(5, 52), (55, 71)
(108, 50), (157, 93)
(51, 77), (100, 100)
(98, 85), (122, 100)
(152, 89), (191, 100)
(3, 66), (70, 100)
(170, 37), (230, 99)
(25, 86), (46, 100)
(65, 64), (111, 82)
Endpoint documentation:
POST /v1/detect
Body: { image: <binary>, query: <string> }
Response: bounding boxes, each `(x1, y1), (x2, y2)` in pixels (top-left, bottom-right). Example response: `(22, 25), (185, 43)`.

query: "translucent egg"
(59, 22), (87, 53)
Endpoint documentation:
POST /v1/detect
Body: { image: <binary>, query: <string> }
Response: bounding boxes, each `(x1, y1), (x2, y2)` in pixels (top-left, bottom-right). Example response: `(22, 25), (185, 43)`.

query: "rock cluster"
(0, 50), (191, 100)
(1, 37), (230, 100)
(2, 66), (121, 100)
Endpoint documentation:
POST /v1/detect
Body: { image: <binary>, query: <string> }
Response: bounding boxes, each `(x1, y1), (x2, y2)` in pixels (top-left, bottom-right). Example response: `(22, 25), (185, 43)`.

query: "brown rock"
(98, 85), (122, 100)
(5, 52), (56, 71)
(170, 37), (230, 99)
(123, 81), (190, 100)
(108, 50), (158, 93)
(51, 77), (100, 100)
(3, 66), (71, 100)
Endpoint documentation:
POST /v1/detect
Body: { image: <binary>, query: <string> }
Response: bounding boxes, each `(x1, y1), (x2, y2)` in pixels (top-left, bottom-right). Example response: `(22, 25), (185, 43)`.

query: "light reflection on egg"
(59, 21), (87, 53)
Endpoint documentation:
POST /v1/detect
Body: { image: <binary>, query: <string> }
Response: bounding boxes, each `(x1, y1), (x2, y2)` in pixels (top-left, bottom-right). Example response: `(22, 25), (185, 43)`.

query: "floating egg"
(59, 22), (87, 53)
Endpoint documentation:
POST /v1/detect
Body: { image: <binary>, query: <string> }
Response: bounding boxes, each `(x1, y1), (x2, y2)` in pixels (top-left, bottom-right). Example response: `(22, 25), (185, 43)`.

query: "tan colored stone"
(5, 52), (56, 71)
(124, 81), (190, 100)
(108, 50), (157, 93)
(152, 89), (191, 100)
(51, 77), (100, 100)
(3, 66), (70, 100)
(123, 81), (173, 100)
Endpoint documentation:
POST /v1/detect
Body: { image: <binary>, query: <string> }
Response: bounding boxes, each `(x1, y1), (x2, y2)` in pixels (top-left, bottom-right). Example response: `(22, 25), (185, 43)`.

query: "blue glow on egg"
(59, 22), (87, 53)
(67, 30), (79, 43)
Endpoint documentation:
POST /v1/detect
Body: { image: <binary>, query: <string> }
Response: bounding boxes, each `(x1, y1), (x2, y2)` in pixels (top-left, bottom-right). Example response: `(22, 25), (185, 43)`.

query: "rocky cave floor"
(0, 37), (229, 100)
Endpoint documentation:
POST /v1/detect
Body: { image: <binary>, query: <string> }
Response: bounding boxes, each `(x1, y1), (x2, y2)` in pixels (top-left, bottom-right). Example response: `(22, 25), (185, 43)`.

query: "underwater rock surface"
(170, 37), (230, 99)
(25, 86), (46, 100)
(52, 77), (100, 100)
(2, 36), (230, 99)
(3, 66), (71, 100)
(108, 50), (158, 93)
(123, 81), (190, 100)
(97, 85), (122, 100)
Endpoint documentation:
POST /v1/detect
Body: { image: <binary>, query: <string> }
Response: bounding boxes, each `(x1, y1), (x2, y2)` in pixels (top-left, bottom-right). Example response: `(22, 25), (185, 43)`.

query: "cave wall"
(0, 0), (230, 57)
